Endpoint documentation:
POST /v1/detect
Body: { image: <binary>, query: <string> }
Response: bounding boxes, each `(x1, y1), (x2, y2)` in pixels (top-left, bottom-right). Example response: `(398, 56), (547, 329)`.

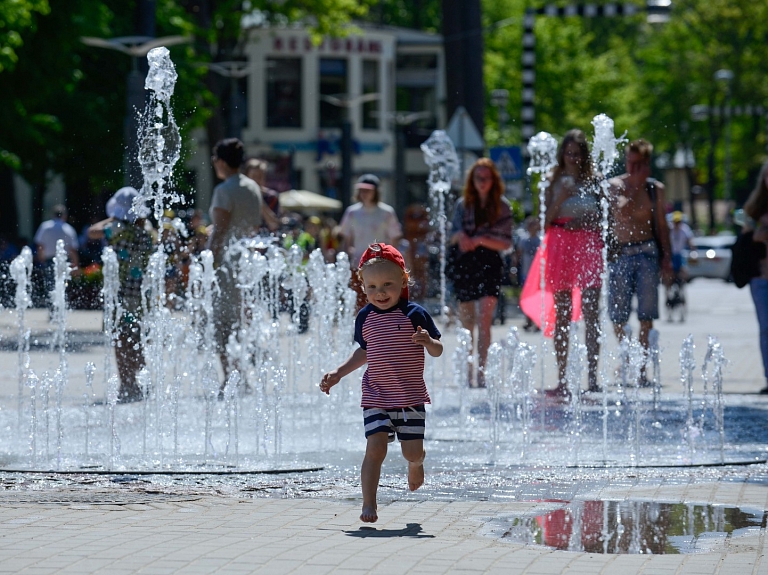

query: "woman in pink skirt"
(544, 129), (603, 398)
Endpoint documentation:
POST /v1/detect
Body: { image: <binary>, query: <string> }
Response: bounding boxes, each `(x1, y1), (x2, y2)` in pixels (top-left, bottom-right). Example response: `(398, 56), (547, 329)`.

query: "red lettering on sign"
(289, 37), (297, 51)
(273, 37), (283, 51)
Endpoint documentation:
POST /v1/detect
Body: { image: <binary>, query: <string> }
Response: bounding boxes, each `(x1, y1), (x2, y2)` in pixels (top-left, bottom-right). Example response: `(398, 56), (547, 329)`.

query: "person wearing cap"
(34, 204), (80, 308)
(243, 158), (280, 217)
(320, 243), (442, 524)
(338, 174), (403, 309)
(669, 211), (694, 279)
(450, 158), (514, 388)
(89, 187), (155, 402)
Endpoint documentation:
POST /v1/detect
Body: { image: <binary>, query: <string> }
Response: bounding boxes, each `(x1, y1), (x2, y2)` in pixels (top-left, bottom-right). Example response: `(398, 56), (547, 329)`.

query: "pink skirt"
(519, 227), (603, 337)
(545, 225), (603, 292)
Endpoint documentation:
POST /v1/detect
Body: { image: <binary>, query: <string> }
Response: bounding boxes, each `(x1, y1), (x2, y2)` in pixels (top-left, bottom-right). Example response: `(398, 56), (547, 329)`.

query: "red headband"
(358, 243), (409, 300)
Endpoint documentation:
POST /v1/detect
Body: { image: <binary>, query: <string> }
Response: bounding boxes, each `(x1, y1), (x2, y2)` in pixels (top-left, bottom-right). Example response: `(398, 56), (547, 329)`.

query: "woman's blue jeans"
(750, 277), (768, 381)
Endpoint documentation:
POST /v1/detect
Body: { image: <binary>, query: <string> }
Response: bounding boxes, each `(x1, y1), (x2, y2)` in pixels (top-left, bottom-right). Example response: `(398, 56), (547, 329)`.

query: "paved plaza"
(0, 278), (767, 574)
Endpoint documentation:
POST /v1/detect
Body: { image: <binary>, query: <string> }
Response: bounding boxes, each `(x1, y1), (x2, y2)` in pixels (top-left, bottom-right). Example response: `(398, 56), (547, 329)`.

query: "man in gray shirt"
(208, 138), (278, 389)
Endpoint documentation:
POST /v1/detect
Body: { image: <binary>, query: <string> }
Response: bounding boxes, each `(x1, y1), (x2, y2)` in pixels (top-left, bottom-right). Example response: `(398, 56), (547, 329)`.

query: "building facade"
(190, 24), (446, 215)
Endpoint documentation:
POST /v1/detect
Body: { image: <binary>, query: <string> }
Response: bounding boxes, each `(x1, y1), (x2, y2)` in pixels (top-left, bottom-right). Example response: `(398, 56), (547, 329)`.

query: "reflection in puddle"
(496, 501), (767, 554)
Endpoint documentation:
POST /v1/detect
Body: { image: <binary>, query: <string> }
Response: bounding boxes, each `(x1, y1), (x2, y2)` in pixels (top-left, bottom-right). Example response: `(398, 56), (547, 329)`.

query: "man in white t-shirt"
(339, 174), (403, 311)
(34, 205), (79, 264)
(33, 205), (79, 308)
(669, 211), (694, 277)
(339, 174), (402, 266)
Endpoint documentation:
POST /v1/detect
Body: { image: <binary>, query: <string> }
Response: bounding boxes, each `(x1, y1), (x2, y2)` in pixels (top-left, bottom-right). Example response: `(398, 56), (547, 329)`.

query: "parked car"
(683, 234), (736, 281)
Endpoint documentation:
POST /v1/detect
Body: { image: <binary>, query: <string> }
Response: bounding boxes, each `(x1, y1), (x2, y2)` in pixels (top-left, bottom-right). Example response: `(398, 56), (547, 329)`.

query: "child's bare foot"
(360, 504), (378, 523)
(408, 450), (426, 491)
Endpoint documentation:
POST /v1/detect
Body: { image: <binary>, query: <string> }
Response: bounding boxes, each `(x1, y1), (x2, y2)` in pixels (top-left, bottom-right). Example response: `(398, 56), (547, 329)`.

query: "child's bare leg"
(361, 433), (388, 523)
(401, 439), (426, 491)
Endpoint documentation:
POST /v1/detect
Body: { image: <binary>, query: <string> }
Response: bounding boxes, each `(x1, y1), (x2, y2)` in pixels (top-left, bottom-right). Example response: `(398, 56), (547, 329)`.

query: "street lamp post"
(81, 35), (190, 187)
(714, 69), (734, 203)
(491, 89), (510, 142)
(206, 61), (252, 140)
(387, 111), (432, 217)
(319, 93), (380, 210)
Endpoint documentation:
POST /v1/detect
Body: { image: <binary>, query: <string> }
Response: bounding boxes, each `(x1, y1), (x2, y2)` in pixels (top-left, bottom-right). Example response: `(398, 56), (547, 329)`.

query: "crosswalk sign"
(490, 146), (523, 181)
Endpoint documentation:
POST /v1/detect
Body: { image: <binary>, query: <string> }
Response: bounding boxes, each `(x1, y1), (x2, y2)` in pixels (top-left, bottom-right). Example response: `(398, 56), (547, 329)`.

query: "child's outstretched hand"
(320, 371), (340, 395)
(412, 326), (432, 347)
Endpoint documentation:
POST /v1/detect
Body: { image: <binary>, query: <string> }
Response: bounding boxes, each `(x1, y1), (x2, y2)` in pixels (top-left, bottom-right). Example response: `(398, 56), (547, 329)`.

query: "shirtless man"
(608, 139), (672, 384)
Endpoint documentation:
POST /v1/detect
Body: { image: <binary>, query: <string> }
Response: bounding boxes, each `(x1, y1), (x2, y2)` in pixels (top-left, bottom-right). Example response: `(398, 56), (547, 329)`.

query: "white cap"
(106, 187), (139, 222)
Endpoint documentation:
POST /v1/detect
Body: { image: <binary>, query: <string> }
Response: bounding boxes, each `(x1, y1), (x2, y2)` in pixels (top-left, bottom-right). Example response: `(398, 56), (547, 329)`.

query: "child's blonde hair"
(358, 257), (414, 290)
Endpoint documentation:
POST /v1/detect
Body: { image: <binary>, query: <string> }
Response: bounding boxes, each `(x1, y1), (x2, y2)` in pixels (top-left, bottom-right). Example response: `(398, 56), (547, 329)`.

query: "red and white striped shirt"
(355, 299), (441, 409)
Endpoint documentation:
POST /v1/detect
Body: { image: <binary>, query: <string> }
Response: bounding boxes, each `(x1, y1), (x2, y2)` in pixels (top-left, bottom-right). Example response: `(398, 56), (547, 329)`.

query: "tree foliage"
(0, 0), (365, 230)
(4, 0), (768, 230)
(482, 0), (768, 203)
(0, 0), (49, 73)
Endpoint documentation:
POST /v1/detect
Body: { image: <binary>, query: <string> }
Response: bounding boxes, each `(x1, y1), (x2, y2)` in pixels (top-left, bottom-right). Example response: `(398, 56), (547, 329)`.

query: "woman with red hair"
(450, 158), (514, 387)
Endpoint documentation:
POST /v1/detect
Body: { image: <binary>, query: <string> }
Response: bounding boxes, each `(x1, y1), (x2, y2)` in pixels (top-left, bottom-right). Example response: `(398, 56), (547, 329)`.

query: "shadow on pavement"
(344, 523), (435, 538)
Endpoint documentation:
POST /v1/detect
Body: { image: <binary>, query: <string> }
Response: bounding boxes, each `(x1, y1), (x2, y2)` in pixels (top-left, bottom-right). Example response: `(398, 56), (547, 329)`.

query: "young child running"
(320, 243), (443, 523)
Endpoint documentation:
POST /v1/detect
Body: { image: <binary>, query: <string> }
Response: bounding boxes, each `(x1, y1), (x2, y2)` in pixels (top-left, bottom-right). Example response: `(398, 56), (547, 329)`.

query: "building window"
(266, 57), (302, 128)
(395, 51), (439, 147)
(362, 60), (380, 130)
(395, 86), (438, 148)
(319, 58), (347, 128)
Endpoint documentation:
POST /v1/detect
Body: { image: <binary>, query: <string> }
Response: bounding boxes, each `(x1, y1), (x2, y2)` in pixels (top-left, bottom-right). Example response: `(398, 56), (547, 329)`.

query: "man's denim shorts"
(608, 240), (659, 324)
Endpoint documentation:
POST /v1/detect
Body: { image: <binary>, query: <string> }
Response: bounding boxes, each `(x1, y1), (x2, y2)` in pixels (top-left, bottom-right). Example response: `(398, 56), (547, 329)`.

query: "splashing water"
(702, 336), (727, 463)
(134, 46), (182, 223)
(526, 132), (558, 403)
(680, 335), (697, 460)
(590, 114), (626, 461)
(527, 132), (559, 177)
(421, 130), (460, 320)
(591, 114), (627, 175)
(10, 247), (33, 425)
(101, 247), (121, 393)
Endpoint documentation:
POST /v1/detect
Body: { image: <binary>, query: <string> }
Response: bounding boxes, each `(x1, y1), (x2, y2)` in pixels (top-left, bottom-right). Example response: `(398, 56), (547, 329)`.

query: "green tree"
(0, 0), (49, 73)
(481, 0), (768, 229)
(0, 0), (366, 234)
(638, 0), (768, 207)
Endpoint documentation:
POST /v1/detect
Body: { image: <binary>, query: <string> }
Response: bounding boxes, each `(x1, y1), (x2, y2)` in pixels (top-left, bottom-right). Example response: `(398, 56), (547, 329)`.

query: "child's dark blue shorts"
(363, 405), (426, 442)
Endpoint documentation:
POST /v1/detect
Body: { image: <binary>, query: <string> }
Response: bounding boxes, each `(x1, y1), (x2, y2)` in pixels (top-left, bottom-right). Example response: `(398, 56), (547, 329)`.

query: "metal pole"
(723, 87), (733, 203)
(340, 119), (353, 210)
(395, 123), (407, 216)
(230, 76), (241, 139)
(125, 62), (145, 188)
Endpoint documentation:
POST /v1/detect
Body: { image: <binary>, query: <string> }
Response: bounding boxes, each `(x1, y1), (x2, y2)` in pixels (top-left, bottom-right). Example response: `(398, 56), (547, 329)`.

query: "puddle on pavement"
(492, 500), (767, 554)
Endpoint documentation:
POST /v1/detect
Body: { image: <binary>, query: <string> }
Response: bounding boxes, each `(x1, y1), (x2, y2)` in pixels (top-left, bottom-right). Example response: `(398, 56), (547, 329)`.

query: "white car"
(683, 234), (736, 281)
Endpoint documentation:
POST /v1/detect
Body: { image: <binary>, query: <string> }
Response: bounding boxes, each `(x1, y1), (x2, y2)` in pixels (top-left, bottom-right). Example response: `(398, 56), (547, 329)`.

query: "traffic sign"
(446, 106), (485, 151)
(490, 146), (523, 181)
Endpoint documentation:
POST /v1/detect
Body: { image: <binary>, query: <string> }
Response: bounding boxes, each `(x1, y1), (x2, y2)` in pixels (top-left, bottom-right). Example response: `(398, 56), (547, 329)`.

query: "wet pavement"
(0, 278), (767, 573)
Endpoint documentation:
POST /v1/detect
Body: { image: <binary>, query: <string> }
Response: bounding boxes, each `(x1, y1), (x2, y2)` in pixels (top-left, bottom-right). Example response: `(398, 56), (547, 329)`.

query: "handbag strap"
(646, 178), (664, 257)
